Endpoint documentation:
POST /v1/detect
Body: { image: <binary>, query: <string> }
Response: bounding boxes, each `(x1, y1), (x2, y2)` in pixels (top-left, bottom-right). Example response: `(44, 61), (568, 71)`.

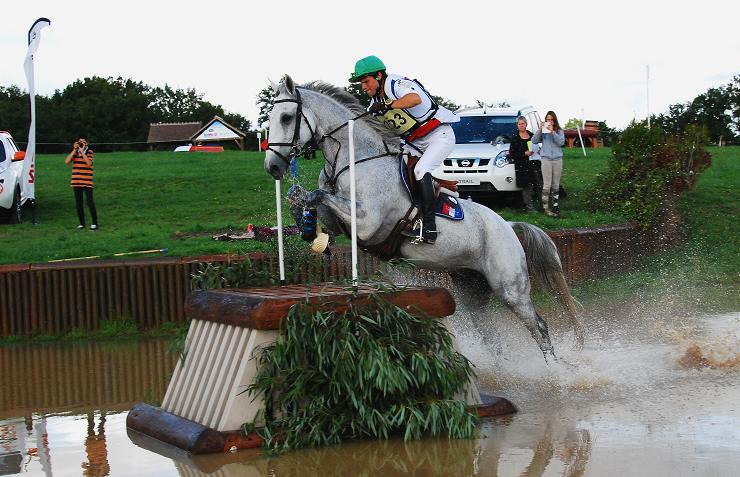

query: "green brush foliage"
(190, 256), (275, 290)
(588, 122), (712, 226)
(246, 297), (479, 452)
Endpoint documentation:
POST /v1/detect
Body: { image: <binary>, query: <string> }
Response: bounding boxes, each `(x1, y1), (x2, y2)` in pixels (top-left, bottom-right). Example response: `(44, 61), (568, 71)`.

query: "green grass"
(0, 319), (188, 345)
(0, 147), (736, 268)
(570, 146), (739, 312)
(1, 150), (324, 264)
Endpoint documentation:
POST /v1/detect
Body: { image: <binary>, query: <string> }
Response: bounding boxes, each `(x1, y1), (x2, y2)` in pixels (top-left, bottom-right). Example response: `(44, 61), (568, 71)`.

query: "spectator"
(508, 116), (539, 211)
(64, 134), (98, 230)
(531, 111), (565, 217)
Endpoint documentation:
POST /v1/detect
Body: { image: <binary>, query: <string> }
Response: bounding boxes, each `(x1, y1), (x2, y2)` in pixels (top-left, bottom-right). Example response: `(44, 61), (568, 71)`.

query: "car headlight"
(494, 151), (509, 168)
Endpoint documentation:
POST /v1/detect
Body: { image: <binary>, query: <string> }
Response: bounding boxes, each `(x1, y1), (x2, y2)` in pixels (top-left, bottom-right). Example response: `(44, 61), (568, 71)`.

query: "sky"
(2, 0), (738, 131)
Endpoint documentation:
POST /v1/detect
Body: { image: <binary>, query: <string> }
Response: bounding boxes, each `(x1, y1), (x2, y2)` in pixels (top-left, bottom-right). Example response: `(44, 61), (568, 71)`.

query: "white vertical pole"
(348, 120), (358, 287)
(275, 180), (286, 284)
(646, 64), (651, 129)
(256, 131), (261, 150)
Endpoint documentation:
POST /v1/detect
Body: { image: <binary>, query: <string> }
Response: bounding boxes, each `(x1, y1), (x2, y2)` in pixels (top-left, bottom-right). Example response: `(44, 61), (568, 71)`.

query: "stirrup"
(401, 218), (425, 244)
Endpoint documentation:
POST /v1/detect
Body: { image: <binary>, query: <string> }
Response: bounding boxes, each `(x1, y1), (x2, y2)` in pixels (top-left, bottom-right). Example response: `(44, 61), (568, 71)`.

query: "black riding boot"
(420, 173), (438, 243)
(402, 173), (438, 244)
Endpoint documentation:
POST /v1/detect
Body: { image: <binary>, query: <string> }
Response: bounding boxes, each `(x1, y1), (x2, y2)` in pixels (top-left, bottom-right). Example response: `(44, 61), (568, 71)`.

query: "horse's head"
(264, 75), (317, 179)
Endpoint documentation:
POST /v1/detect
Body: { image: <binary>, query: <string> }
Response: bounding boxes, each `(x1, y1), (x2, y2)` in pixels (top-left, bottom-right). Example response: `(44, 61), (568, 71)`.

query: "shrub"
(588, 122), (711, 226)
(246, 297), (479, 452)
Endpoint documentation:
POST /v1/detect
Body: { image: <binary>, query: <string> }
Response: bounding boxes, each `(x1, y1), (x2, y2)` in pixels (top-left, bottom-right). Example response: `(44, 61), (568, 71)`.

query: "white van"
(0, 131), (28, 223)
(433, 106), (542, 200)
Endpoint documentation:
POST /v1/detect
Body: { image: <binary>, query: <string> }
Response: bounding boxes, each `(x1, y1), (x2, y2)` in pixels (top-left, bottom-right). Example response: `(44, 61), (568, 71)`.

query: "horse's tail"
(510, 221), (584, 347)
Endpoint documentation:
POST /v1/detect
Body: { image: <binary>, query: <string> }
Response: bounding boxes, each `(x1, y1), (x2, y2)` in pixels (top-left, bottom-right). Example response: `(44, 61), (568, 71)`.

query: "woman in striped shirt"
(64, 135), (98, 230)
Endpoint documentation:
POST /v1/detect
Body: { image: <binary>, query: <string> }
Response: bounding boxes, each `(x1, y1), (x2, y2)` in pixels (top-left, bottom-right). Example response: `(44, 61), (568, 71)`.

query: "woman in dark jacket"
(508, 116), (537, 211)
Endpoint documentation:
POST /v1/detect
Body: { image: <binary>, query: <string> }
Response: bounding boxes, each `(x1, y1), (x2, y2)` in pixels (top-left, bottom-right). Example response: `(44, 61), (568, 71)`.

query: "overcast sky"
(3, 0), (738, 131)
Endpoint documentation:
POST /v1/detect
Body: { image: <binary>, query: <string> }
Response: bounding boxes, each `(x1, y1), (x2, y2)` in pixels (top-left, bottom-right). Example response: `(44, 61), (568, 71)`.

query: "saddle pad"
(435, 193), (464, 221)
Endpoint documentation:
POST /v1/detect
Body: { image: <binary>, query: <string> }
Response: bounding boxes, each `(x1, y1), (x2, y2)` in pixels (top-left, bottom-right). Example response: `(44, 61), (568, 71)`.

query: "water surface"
(1, 307), (738, 476)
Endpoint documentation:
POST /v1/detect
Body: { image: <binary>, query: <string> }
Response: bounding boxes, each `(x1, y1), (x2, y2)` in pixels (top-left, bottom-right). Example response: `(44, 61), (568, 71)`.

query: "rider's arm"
(389, 93), (421, 110)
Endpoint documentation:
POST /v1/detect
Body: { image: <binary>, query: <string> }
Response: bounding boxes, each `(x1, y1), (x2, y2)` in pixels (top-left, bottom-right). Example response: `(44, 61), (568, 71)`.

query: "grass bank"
(1, 148), (628, 264)
(571, 146), (739, 313)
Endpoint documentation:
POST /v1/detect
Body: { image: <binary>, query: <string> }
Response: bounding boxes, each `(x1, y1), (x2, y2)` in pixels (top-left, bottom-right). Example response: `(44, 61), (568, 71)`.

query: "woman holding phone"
(531, 110), (565, 217)
(508, 116), (536, 211)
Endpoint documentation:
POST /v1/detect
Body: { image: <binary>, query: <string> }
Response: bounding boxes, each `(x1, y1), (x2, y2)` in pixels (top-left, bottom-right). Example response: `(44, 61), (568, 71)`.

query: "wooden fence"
(0, 224), (668, 338)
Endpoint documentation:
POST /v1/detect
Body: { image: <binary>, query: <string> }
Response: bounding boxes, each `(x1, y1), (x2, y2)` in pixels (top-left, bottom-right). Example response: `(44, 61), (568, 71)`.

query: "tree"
(43, 76), (153, 151)
(0, 86), (29, 142)
(0, 76), (253, 152)
(597, 121), (620, 147)
(474, 100), (510, 108)
(431, 95), (460, 111)
(651, 76), (738, 144)
(728, 74), (740, 138)
(564, 118), (583, 129)
(256, 85), (278, 127)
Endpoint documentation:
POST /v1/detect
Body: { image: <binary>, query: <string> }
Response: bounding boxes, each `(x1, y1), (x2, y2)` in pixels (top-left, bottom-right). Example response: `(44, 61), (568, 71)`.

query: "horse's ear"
(284, 75), (295, 94)
(269, 78), (280, 93)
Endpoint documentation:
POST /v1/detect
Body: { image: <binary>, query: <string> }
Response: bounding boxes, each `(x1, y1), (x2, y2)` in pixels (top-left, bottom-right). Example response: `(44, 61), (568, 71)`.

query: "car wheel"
(8, 187), (21, 224)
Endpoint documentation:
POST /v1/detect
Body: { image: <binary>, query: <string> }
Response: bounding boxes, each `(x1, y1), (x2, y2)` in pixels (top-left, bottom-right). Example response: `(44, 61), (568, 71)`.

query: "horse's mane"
(299, 81), (397, 142)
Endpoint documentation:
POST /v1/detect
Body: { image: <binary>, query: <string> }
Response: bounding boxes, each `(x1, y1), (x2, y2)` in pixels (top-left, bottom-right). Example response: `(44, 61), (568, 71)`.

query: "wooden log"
(126, 402), (263, 454)
(185, 284), (456, 330)
(476, 394), (517, 417)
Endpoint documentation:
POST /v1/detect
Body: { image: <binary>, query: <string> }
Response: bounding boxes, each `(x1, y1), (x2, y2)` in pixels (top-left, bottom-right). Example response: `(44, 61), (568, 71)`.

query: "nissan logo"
(460, 159), (471, 167)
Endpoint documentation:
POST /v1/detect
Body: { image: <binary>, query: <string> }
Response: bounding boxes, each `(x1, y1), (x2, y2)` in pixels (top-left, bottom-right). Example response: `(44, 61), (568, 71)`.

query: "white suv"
(434, 106), (542, 199)
(0, 131), (28, 223)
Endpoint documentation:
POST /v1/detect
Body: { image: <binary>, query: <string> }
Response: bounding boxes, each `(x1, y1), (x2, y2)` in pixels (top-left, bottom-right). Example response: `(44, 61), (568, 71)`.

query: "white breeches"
(402, 124), (456, 180)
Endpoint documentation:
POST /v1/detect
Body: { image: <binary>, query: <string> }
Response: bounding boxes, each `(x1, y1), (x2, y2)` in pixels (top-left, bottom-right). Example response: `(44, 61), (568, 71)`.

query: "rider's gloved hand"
(368, 101), (390, 115)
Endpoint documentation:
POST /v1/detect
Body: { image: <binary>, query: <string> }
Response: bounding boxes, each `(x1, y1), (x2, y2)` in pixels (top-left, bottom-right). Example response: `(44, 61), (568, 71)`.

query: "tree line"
(0, 76), (253, 153)
(652, 74), (739, 145)
(3, 74), (735, 154)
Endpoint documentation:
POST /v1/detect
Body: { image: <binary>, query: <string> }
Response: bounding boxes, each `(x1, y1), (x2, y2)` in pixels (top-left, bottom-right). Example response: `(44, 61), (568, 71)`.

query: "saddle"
(404, 156), (460, 198)
(362, 154), (465, 260)
(400, 155), (464, 221)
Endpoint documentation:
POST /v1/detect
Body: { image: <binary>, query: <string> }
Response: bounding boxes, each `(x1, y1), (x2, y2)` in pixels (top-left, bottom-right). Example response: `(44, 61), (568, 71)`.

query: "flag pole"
(23, 18), (51, 225)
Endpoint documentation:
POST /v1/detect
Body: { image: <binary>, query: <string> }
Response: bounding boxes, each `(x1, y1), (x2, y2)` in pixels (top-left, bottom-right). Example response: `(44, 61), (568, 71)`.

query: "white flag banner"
(22, 18), (51, 201)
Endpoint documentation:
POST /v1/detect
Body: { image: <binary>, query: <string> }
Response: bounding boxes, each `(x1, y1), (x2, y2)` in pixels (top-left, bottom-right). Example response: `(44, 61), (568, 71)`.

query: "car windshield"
(452, 116), (518, 144)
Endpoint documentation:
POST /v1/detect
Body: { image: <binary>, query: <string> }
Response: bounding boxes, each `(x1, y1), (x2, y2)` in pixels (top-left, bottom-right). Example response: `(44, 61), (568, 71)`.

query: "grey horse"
(264, 76), (583, 360)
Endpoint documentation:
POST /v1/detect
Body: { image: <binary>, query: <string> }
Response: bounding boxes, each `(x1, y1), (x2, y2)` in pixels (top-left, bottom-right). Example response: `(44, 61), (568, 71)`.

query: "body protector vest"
(372, 74), (450, 139)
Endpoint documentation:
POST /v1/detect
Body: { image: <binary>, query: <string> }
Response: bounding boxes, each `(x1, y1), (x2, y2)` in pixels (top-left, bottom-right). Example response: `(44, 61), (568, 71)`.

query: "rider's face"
(360, 75), (380, 96)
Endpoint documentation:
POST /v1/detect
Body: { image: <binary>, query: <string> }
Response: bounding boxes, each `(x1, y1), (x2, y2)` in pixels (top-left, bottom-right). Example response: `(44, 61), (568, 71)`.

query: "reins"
(266, 87), (401, 193)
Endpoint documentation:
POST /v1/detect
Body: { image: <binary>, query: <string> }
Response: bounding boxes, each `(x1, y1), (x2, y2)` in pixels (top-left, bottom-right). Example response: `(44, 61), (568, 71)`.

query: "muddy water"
(1, 308), (739, 476)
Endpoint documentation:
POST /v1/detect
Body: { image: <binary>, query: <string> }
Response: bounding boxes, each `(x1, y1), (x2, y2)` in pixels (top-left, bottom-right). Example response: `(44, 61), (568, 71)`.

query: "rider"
(349, 55), (458, 244)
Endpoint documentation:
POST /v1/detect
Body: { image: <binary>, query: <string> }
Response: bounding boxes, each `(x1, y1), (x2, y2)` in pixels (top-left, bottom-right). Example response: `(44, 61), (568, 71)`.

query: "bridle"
(266, 88), (318, 166)
(266, 87), (400, 193)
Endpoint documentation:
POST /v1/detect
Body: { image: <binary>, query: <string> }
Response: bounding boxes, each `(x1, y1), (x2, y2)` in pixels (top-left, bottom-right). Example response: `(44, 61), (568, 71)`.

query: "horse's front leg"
(307, 189), (378, 241)
(286, 184), (310, 227)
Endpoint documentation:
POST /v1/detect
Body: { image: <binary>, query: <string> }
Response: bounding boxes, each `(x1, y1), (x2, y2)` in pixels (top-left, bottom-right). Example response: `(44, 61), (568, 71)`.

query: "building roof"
(190, 116), (245, 142)
(147, 122), (203, 144)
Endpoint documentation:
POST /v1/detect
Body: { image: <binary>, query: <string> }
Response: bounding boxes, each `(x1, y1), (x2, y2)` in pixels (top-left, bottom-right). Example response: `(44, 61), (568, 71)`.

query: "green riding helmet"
(349, 55), (386, 82)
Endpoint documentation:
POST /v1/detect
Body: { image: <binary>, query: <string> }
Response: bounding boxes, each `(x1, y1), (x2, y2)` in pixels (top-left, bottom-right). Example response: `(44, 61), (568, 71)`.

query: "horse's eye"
(280, 114), (294, 125)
